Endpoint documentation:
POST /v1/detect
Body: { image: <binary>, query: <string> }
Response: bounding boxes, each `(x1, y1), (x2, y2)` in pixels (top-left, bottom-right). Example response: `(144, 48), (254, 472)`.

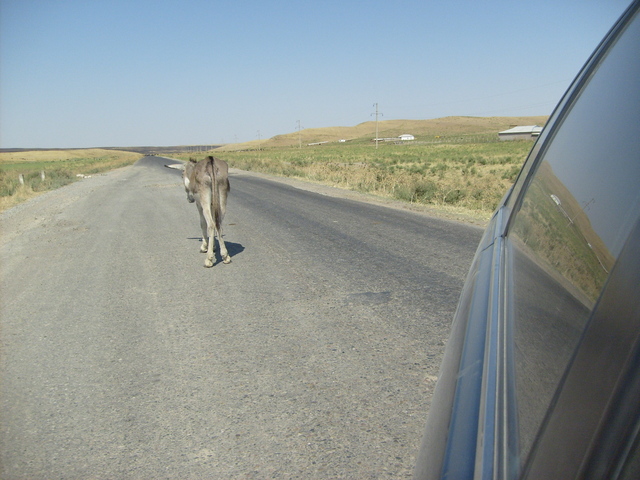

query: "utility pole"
(297, 120), (303, 149)
(372, 103), (383, 149)
(257, 130), (262, 158)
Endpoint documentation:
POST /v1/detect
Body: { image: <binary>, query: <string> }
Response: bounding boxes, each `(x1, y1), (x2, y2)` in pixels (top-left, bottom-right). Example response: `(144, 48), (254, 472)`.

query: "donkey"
(165, 156), (231, 267)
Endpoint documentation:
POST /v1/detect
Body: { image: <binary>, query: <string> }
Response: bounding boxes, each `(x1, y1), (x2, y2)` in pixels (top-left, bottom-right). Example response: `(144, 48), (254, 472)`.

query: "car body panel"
(414, 2), (640, 478)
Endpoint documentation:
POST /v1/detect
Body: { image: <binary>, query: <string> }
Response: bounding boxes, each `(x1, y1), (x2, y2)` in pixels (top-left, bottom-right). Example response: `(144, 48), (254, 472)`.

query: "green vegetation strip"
(176, 141), (533, 217)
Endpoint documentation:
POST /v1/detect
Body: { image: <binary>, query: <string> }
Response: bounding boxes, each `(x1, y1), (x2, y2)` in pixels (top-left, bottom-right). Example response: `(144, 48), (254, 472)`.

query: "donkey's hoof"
(223, 256), (232, 264)
(204, 259), (214, 268)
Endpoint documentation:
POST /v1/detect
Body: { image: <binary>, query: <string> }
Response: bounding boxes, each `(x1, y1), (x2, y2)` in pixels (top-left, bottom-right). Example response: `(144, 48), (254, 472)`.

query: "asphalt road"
(0, 156), (482, 479)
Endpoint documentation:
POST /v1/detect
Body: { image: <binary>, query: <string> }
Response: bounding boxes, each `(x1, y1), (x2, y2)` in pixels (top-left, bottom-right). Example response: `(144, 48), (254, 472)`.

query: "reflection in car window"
(508, 8), (640, 465)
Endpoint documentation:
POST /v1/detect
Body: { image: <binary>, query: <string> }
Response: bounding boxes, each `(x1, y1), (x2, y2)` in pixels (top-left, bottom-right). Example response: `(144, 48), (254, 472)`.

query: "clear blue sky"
(0, 0), (632, 148)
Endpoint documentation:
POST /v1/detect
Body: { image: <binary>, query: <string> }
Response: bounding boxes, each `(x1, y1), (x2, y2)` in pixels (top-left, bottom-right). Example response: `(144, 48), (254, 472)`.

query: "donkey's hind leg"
(199, 193), (216, 268)
(216, 226), (231, 264)
(196, 203), (208, 253)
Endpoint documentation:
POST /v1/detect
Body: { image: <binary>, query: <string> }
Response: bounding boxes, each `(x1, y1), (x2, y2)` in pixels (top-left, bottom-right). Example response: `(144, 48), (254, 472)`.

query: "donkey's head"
(182, 158), (198, 203)
(164, 158), (197, 203)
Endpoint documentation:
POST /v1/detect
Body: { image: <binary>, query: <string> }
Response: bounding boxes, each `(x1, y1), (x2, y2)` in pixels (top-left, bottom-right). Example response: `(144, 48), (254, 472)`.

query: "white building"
(498, 125), (543, 141)
(399, 134), (415, 141)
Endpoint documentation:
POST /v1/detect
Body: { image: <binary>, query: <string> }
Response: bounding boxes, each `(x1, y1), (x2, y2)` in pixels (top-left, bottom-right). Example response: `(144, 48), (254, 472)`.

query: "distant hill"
(218, 116), (549, 151)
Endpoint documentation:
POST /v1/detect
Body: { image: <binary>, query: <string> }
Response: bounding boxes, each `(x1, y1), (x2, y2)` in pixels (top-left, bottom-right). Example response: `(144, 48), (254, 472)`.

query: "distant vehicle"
(414, 2), (640, 479)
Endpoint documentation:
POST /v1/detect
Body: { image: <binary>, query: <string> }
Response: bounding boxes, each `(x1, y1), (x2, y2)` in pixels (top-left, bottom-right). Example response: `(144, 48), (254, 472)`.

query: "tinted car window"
(508, 8), (640, 463)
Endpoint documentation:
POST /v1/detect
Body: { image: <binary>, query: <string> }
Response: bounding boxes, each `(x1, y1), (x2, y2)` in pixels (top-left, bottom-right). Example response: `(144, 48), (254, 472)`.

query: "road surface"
(0, 156), (482, 479)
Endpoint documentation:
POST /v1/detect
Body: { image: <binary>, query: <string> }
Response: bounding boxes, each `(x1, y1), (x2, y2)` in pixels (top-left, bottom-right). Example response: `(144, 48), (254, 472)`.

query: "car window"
(506, 8), (640, 465)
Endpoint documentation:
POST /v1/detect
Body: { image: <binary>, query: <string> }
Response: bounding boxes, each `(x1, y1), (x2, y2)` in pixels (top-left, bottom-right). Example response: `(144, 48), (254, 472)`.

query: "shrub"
(414, 180), (437, 202)
(502, 165), (521, 181)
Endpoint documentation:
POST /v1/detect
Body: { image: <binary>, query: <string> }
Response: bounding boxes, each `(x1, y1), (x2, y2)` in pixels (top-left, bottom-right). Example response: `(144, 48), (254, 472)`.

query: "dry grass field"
(210, 141), (533, 219)
(0, 149), (142, 211)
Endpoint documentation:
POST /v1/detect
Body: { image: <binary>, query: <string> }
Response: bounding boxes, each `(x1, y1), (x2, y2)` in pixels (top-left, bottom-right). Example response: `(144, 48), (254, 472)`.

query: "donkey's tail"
(206, 156), (223, 232)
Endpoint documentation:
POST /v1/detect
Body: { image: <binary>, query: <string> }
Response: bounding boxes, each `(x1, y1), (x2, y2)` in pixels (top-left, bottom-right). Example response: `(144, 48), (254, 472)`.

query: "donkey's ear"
(164, 163), (186, 171)
(189, 157), (198, 164)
